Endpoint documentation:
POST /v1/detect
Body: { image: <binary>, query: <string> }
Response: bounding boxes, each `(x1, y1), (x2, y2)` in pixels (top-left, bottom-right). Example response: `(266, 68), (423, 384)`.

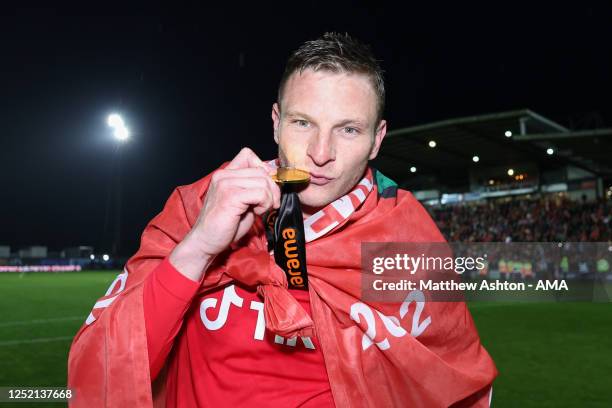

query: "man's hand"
(169, 148), (280, 281)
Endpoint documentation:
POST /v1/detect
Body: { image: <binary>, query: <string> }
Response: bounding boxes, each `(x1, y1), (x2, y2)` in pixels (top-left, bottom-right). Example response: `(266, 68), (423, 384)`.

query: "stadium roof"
(373, 109), (612, 189)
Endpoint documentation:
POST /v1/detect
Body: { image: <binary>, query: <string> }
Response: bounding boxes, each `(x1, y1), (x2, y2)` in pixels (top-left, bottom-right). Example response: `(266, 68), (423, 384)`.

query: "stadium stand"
(429, 194), (611, 243)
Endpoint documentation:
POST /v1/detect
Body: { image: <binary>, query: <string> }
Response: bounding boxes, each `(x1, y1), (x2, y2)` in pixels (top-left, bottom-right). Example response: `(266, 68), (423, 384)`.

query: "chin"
(297, 186), (339, 209)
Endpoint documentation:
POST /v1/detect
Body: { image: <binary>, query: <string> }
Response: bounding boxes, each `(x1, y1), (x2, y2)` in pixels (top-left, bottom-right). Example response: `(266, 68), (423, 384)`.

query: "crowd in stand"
(429, 195), (612, 243)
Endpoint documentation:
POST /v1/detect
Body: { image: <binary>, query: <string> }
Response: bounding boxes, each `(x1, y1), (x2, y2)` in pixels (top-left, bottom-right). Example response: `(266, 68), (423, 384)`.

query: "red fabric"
(143, 258), (334, 407)
(68, 164), (497, 407)
(143, 257), (202, 380)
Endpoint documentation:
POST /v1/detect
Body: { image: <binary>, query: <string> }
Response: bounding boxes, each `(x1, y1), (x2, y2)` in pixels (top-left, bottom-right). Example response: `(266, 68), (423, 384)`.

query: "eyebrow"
(285, 111), (367, 128)
(335, 119), (367, 129)
(284, 111), (315, 122)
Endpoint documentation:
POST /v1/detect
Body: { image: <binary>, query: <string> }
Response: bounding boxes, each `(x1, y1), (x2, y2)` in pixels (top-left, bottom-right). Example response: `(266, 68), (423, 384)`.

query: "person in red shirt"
(69, 32), (496, 407)
(140, 32), (387, 407)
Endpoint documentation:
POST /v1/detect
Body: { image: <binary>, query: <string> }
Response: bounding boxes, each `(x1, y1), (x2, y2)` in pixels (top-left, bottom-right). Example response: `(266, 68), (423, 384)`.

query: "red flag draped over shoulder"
(68, 164), (497, 407)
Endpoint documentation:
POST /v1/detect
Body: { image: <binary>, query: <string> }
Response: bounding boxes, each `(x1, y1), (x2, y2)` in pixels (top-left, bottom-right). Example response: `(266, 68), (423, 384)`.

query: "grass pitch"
(0, 271), (610, 407)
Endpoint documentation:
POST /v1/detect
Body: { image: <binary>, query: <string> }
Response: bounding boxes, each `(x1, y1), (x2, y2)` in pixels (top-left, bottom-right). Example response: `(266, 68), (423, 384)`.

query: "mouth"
(309, 172), (334, 186)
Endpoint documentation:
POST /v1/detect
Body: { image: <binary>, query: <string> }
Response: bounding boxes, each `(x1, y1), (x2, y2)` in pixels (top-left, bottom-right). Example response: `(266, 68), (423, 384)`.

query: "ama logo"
(535, 280), (569, 290)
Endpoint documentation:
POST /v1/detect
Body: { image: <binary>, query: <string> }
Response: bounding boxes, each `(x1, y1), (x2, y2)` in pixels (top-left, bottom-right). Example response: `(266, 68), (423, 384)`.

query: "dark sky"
(2, 3), (611, 256)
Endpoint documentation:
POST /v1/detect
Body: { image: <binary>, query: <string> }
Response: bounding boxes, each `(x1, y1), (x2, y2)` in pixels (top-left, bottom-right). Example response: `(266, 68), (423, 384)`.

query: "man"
(69, 33), (496, 407)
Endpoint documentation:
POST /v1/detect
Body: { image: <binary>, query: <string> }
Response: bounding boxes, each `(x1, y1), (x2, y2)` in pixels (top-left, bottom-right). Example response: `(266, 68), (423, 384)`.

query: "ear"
(368, 119), (387, 160)
(271, 102), (281, 144)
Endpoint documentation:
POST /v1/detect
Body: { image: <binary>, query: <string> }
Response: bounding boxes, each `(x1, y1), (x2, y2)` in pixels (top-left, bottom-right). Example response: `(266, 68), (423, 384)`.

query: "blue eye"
(344, 127), (359, 135)
(294, 120), (309, 127)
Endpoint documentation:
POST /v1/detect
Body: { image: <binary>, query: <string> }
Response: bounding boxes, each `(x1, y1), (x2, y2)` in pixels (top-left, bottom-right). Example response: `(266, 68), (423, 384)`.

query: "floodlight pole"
(105, 113), (129, 257)
(112, 147), (123, 257)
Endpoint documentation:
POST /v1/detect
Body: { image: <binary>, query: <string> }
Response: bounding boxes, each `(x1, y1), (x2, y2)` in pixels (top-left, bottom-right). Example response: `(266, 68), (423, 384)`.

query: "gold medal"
(271, 167), (310, 184)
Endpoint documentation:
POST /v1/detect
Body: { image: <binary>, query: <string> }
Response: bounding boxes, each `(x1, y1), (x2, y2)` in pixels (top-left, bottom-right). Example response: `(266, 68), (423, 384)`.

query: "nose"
(307, 130), (335, 167)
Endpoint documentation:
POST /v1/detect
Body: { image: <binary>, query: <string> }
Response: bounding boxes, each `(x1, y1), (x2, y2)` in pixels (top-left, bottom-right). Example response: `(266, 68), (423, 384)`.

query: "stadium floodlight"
(107, 113), (130, 142)
(102, 254), (110, 262)
(472, 155), (480, 163)
(546, 148), (554, 155)
(507, 168), (515, 176)
(428, 140), (437, 148)
(107, 113), (124, 128)
(89, 254), (95, 260)
(505, 130), (512, 138)
(113, 126), (130, 141)
(410, 166), (417, 173)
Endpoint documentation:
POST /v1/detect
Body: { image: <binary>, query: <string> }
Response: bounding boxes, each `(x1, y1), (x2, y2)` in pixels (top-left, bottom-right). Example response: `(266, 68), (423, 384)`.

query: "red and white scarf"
(267, 159), (374, 242)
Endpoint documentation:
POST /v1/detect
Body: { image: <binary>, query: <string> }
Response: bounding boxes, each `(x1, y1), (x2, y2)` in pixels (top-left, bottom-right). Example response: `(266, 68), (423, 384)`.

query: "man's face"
(272, 69), (386, 214)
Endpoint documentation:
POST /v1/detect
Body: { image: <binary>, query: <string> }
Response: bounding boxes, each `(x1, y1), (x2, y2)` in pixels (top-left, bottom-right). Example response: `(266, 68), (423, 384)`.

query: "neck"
(301, 204), (323, 220)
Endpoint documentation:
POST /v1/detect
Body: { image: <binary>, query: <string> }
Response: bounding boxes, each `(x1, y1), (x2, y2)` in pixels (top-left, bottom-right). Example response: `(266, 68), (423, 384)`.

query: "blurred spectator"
(429, 195), (611, 243)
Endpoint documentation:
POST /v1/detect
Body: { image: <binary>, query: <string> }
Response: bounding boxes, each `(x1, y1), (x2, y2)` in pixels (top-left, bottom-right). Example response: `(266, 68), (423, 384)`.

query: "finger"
(214, 168), (280, 209)
(227, 186), (274, 216)
(269, 176), (281, 209)
(216, 175), (271, 192)
(226, 147), (274, 174)
(213, 167), (272, 183)
(217, 177), (274, 212)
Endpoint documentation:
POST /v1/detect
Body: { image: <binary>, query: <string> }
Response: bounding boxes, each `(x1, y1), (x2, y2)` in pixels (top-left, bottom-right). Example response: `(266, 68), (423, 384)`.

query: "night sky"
(2, 3), (611, 256)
